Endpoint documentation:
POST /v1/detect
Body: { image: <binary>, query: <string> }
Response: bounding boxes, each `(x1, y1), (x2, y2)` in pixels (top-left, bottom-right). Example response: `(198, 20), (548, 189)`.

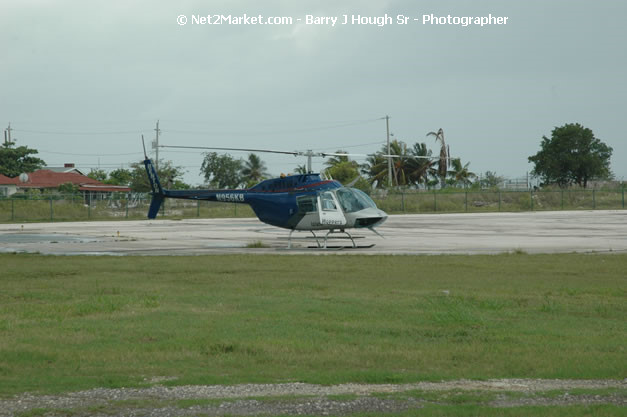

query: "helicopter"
(142, 143), (390, 249)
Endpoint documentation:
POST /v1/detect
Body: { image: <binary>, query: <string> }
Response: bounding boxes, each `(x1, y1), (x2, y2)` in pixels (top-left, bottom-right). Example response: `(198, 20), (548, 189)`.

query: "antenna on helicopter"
(141, 135), (148, 159)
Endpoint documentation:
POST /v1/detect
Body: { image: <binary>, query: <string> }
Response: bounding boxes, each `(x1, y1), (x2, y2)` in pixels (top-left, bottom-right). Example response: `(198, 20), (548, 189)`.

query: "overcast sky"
(1, 0), (625, 184)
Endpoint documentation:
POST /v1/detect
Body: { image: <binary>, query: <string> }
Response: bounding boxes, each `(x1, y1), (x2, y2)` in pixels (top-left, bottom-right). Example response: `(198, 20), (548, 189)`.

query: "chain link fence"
(376, 188), (627, 213)
(0, 188), (625, 223)
(0, 193), (254, 222)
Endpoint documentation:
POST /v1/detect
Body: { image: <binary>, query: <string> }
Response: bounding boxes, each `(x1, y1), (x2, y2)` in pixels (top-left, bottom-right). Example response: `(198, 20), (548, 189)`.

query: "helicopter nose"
(354, 209), (388, 228)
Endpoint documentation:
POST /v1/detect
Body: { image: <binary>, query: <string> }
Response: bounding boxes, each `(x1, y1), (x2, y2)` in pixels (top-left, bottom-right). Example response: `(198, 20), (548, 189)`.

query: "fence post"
(592, 189), (596, 210)
(50, 197), (53, 221)
(465, 191), (468, 212)
(125, 194), (129, 218)
(197, 200), (200, 217)
(433, 190), (438, 212)
(561, 190), (564, 210)
(401, 192), (405, 212)
(622, 186), (625, 209)
(11, 199), (15, 221)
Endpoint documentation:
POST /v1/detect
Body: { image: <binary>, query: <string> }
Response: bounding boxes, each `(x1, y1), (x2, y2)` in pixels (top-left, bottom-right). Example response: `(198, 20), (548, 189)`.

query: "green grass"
(375, 189), (626, 214)
(0, 253), (625, 397)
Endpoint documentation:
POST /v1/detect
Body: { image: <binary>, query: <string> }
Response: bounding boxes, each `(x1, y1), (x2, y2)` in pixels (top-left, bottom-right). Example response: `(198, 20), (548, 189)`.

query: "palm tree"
(448, 158), (476, 188)
(324, 151), (351, 167)
(294, 164), (308, 175)
(389, 140), (413, 187)
(363, 140), (419, 188)
(406, 142), (435, 186)
(426, 128), (449, 189)
(363, 152), (388, 188)
(241, 153), (269, 186)
(323, 151), (361, 184)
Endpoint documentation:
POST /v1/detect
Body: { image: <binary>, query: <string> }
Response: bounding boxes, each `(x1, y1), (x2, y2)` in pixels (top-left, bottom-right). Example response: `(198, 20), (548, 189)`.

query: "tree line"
(0, 123), (616, 193)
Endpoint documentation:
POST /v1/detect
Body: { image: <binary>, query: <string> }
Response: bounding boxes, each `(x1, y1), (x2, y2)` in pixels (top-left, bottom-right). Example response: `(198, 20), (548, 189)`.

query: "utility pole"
(154, 120), (160, 171)
(385, 115), (392, 187)
(5, 123), (13, 146)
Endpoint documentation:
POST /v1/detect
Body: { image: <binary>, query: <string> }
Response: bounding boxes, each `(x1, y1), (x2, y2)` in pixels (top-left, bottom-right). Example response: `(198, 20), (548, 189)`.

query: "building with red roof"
(0, 167), (130, 197)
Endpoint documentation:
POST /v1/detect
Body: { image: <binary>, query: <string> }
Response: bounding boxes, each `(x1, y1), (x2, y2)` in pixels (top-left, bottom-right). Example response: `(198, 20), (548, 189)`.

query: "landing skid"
(307, 243), (376, 250)
(287, 229), (375, 250)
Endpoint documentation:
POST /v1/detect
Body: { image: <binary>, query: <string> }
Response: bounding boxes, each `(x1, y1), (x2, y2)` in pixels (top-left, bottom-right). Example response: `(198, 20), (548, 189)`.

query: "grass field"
(0, 253), (625, 399)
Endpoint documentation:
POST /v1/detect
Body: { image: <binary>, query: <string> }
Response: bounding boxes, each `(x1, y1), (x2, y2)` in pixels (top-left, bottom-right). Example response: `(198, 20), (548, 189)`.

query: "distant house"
(0, 176), (17, 197)
(0, 164), (130, 198)
(43, 163), (86, 175)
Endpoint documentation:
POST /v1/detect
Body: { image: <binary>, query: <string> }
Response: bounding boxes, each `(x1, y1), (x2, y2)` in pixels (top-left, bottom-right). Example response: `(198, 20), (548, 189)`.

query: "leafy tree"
(324, 151), (362, 184)
(130, 159), (187, 192)
(528, 123), (613, 188)
(107, 168), (133, 186)
(0, 141), (46, 177)
(240, 153), (269, 187)
(87, 169), (108, 182)
(294, 164), (308, 175)
(426, 128), (450, 189)
(448, 158), (476, 188)
(200, 152), (243, 189)
(480, 171), (504, 189)
(58, 182), (79, 194)
(87, 168), (133, 186)
(325, 160), (360, 184)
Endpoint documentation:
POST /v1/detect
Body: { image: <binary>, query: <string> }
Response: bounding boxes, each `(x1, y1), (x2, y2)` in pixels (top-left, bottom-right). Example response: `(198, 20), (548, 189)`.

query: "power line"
(305, 140), (386, 152)
(39, 150), (143, 157)
(11, 118), (381, 137)
(163, 118), (382, 136)
(13, 129), (145, 135)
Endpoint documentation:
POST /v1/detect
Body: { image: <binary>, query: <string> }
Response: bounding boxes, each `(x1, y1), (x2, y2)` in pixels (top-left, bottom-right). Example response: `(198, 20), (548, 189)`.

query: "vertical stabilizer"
(144, 158), (165, 219)
(144, 158), (163, 195)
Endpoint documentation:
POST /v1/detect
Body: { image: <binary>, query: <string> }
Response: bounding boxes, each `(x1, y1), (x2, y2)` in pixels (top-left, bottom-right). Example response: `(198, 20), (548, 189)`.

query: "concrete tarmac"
(0, 210), (625, 255)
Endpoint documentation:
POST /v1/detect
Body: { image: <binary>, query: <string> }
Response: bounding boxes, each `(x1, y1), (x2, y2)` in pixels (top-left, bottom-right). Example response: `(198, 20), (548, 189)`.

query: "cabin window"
(296, 195), (318, 213)
(320, 192), (337, 211)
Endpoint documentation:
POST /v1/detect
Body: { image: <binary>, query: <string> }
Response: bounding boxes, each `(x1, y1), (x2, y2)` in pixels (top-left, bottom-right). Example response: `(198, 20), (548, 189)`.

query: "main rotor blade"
(380, 154), (458, 160)
(320, 152), (451, 161)
(380, 154), (436, 159)
(159, 145), (299, 156)
(160, 145), (457, 162)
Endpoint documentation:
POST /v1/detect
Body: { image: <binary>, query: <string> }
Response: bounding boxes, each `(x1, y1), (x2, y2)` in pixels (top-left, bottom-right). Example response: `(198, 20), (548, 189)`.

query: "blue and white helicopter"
(143, 143), (389, 249)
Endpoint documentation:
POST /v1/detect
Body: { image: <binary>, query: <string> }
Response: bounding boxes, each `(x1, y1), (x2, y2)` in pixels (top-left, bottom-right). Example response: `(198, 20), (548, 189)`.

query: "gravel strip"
(2, 379), (625, 416)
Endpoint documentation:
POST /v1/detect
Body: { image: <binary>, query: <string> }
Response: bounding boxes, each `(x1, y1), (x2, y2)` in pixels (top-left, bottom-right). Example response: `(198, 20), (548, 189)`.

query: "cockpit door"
(317, 191), (347, 227)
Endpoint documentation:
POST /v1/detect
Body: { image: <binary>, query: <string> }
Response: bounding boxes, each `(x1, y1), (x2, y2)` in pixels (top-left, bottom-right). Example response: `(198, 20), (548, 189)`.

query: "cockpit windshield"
(335, 188), (377, 213)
